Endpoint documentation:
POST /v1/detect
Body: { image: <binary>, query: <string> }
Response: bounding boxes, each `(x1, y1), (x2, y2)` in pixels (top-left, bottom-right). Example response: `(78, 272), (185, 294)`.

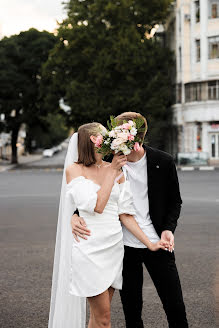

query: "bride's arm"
(66, 154), (127, 214)
(119, 214), (169, 251)
(94, 156), (127, 213)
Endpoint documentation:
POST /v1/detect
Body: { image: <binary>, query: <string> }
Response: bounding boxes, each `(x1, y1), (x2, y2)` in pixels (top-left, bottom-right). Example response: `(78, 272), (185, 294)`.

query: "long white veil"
(48, 132), (86, 328)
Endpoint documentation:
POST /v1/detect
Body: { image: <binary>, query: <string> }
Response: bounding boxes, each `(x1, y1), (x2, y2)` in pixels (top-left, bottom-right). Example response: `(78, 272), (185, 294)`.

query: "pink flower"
(95, 135), (103, 148)
(128, 134), (134, 141)
(122, 123), (131, 130)
(134, 142), (140, 152)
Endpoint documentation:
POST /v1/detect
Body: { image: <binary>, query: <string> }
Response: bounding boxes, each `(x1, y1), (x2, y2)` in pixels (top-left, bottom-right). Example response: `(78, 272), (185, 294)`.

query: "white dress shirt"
(122, 151), (160, 248)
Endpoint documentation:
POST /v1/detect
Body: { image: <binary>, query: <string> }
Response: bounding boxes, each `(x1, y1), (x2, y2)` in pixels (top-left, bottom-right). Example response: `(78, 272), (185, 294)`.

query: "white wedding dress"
(66, 175), (136, 297)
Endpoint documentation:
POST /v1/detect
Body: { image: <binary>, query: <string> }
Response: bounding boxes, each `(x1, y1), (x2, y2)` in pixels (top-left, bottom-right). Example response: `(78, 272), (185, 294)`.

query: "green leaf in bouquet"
(107, 119), (112, 130)
(110, 115), (117, 129)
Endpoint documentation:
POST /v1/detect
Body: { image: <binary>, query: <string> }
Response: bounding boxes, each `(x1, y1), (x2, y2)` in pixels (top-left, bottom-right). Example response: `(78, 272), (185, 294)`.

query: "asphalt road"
(0, 168), (218, 328)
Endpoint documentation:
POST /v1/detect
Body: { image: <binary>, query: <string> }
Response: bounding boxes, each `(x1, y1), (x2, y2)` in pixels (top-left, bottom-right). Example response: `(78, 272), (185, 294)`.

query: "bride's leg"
(88, 305), (95, 328)
(87, 289), (111, 328)
(108, 287), (115, 303)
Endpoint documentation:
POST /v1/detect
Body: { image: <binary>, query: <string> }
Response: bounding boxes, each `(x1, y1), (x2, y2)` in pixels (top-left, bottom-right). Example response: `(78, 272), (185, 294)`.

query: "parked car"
(43, 148), (54, 157)
(177, 152), (209, 166)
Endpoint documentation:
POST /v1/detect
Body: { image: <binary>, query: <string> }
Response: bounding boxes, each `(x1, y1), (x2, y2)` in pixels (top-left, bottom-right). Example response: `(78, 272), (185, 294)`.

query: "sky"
(0, 0), (67, 38)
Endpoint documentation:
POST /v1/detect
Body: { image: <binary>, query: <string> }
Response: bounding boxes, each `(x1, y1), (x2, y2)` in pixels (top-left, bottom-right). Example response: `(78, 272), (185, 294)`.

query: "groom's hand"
(71, 214), (90, 242)
(161, 230), (174, 252)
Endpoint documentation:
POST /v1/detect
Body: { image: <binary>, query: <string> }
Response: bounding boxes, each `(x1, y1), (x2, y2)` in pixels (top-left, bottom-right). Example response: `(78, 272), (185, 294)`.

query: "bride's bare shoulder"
(66, 163), (83, 184)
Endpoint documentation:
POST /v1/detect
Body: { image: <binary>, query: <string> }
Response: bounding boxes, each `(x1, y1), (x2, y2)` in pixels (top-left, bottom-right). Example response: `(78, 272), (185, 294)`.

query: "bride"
(48, 122), (169, 328)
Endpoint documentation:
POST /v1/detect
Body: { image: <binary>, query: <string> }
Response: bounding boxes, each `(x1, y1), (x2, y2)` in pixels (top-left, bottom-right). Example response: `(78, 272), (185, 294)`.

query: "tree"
(0, 29), (57, 163)
(28, 112), (69, 149)
(42, 0), (174, 149)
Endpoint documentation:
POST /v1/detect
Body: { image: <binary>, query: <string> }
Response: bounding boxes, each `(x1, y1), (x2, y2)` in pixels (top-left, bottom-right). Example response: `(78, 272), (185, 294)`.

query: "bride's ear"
(90, 135), (96, 144)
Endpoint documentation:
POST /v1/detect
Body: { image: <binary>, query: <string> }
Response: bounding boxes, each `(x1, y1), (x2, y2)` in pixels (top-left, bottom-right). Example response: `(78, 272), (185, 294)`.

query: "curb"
(177, 166), (218, 171)
(0, 155), (43, 173)
(0, 164), (17, 173)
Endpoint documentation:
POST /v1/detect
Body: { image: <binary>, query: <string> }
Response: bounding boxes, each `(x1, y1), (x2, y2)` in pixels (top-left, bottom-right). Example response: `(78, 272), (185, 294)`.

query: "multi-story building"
(167, 0), (219, 164)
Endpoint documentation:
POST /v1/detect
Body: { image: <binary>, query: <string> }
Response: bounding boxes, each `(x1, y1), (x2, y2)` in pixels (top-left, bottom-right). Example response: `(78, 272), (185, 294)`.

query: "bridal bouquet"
(95, 116), (145, 156)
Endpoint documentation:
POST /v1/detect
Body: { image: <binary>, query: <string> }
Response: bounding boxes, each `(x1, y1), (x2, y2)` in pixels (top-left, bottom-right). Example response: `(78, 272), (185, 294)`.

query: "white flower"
(117, 132), (128, 142)
(130, 127), (137, 136)
(104, 139), (110, 145)
(111, 138), (125, 149)
(118, 143), (132, 155)
(128, 120), (134, 126)
(109, 130), (116, 138)
(115, 126), (122, 130)
(101, 128), (107, 136)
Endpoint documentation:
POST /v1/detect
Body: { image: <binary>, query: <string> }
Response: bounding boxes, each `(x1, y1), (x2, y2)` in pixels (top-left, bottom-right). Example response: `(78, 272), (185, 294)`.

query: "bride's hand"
(111, 153), (127, 171)
(148, 240), (170, 252)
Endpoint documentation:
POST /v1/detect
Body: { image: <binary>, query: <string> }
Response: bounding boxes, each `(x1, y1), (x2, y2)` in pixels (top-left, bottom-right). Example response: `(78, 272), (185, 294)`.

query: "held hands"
(161, 230), (175, 252)
(148, 240), (171, 252)
(148, 230), (175, 252)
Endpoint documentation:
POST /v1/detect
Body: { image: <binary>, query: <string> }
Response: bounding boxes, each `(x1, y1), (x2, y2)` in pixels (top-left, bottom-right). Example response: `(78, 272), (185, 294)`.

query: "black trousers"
(119, 246), (188, 328)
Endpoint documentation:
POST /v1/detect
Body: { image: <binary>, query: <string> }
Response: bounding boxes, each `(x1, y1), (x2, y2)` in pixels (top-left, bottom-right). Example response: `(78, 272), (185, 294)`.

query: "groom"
(71, 112), (188, 328)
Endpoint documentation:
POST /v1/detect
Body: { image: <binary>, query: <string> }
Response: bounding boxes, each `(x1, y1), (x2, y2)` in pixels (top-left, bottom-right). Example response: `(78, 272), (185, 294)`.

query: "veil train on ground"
(48, 133), (86, 328)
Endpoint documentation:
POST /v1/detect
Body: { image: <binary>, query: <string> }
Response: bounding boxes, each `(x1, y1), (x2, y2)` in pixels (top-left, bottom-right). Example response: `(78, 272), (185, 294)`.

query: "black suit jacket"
(144, 145), (182, 236)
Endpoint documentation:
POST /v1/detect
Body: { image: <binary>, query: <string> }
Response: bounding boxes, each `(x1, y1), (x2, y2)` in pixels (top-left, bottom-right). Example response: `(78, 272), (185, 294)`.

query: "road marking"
(199, 166), (215, 171)
(181, 167), (194, 171)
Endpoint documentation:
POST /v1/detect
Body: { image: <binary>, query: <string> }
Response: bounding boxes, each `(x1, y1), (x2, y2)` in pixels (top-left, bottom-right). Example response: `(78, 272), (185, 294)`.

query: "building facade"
(168, 0), (219, 164)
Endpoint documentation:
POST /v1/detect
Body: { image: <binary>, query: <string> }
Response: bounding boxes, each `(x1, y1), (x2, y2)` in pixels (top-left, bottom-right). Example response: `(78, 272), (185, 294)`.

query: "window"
(208, 80), (219, 99)
(185, 82), (203, 102)
(208, 0), (219, 18)
(179, 46), (182, 71)
(195, 1), (200, 22)
(175, 84), (182, 104)
(178, 11), (181, 32)
(208, 36), (219, 59)
(196, 39), (200, 62)
(196, 123), (202, 151)
(211, 134), (216, 157)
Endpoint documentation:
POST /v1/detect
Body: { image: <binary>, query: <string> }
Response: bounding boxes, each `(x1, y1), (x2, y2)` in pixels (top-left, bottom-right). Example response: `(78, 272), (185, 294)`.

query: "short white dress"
(66, 176), (136, 297)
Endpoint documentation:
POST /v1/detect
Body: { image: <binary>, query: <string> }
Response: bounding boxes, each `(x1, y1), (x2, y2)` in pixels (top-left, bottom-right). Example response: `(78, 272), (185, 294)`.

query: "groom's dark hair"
(115, 112), (148, 144)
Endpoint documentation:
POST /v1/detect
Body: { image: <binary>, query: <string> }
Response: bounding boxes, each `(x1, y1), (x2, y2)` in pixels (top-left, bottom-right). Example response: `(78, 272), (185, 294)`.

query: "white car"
(43, 148), (54, 157)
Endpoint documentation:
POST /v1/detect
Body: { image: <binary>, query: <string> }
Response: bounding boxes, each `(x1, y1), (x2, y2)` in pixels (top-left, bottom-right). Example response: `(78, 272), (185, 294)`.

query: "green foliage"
(0, 29), (58, 162)
(29, 113), (69, 149)
(42, 0), (174, 149)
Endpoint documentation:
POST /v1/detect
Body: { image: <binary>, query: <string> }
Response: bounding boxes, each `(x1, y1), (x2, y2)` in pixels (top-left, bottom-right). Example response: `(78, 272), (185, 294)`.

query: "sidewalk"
(0, 153), (43, 173)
